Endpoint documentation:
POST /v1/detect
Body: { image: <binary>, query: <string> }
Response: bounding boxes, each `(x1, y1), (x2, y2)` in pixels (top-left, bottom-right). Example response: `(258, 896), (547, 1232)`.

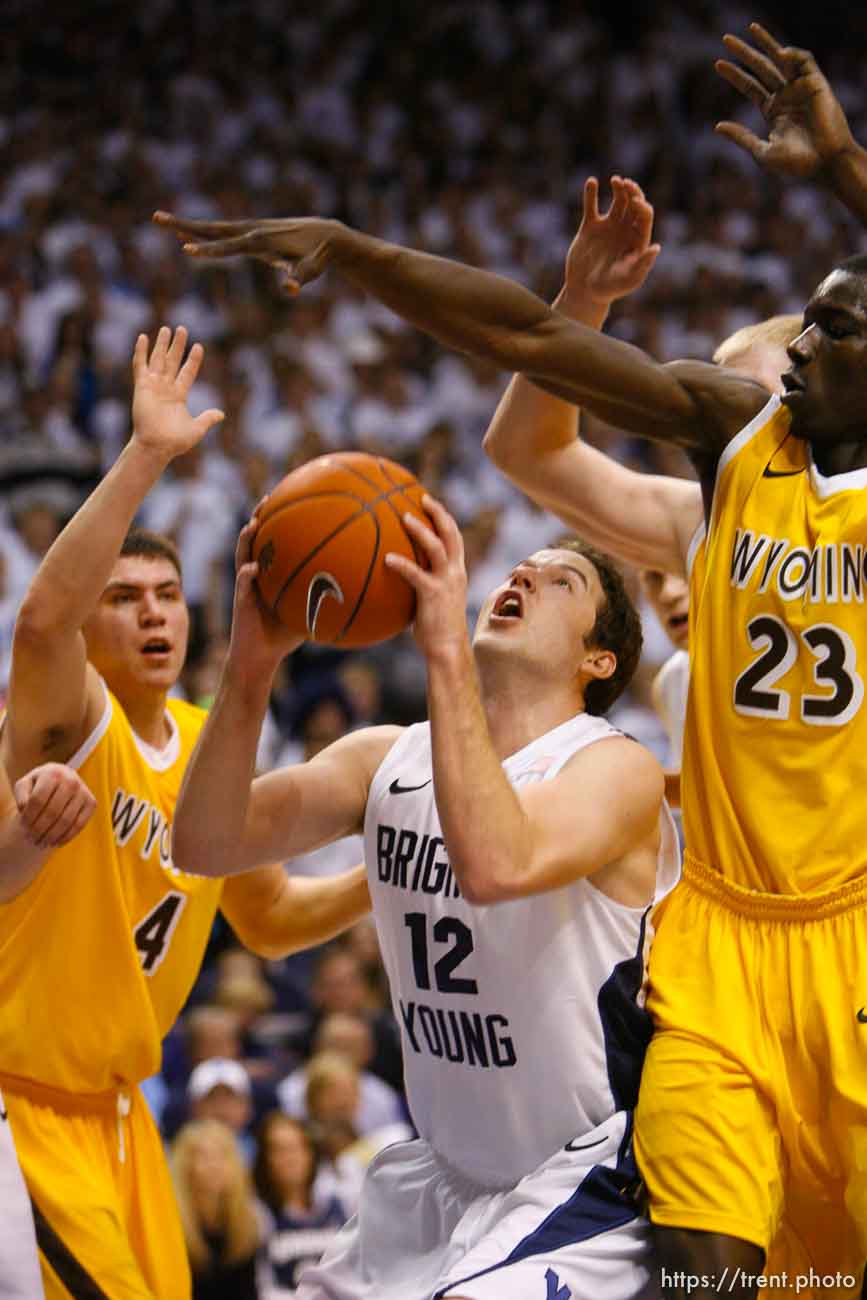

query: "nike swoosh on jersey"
(857, 1007), (867, 1023)
(388, 778), (433, 795)
(564, 1135), (608, 1151)
(762, 465), (806, 478)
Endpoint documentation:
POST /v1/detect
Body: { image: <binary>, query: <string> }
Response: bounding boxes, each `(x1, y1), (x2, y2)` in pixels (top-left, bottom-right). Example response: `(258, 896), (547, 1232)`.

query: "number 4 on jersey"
(134, 891), (187, 974)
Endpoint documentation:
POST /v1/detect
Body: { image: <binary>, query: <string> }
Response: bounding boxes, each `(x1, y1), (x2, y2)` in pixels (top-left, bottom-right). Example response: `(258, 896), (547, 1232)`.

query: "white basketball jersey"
(363, 713), (680, 1189)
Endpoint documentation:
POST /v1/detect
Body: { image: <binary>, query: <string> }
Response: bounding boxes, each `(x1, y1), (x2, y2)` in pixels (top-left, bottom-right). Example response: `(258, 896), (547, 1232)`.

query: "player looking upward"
(173, 493), (678, 1298)
(159, 21), (867, 1292)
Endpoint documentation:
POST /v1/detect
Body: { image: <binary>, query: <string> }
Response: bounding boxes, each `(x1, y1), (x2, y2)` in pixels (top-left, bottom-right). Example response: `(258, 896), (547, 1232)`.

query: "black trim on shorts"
(30, 1196), (112, 1299)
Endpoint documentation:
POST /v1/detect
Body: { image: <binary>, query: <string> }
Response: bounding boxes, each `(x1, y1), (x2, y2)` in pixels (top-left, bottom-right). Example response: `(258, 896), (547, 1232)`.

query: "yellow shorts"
(635, 855), (867, 1286)
(2, 1074), (190, 1300)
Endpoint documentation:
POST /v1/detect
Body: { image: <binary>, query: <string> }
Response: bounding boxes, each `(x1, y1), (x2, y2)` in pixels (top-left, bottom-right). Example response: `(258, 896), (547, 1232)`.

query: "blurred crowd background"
(2, 0), (865, 1292)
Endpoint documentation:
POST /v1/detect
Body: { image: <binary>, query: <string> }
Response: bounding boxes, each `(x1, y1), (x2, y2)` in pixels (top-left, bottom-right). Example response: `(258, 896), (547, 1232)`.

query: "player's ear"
(578, 646), (617, 683)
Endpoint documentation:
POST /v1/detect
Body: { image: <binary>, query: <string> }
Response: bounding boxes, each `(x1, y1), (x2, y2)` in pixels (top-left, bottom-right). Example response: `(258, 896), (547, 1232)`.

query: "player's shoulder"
(314, 723), (405, 781)
(665, 360), (771, 465)
(562, 728), (663, 790)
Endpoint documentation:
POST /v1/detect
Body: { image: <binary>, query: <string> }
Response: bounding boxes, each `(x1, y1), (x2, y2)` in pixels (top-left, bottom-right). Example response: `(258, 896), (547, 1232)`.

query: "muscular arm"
(174, 513), (398, 876)
(173, 673), (397, 876)
(427, 639), (663, 904)
(220, 863), (370, 960)
(5, 440), (162, 779)
(387, 498), (664, 906)
(2, 329), (222, 781)
(158, 212), (767, 456)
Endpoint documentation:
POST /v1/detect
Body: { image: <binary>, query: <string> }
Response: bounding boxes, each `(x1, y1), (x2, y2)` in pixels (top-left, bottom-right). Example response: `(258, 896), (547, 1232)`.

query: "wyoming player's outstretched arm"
(1, 329), (223, 783)
(0, 762), (96, 902)
(155, 206), (766, 474)
(173, 513), (400, 878)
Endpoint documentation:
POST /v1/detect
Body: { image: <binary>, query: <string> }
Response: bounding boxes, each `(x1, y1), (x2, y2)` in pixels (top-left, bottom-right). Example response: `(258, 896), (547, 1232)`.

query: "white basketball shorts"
(0, 1088), (45, 1299)
(296, 1110), (655, 1300)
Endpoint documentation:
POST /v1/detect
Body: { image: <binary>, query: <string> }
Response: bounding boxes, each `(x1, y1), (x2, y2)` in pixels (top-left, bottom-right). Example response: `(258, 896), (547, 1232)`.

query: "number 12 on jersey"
(404, 912), (478, 994)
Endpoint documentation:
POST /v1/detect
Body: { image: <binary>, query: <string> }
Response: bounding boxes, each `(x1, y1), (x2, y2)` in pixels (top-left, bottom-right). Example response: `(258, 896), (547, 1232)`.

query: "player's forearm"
(483, 288), (608, 469)
(426, 644), (532, 905)
(825, 143), (867, 228)
(17, 439), (169, 637)
(173, 663), (276, 875)
(230, 867), (371, 960)
(332, 228), (628, 391)
(332, 228), (549, 364)
(0, 809), (48, 903)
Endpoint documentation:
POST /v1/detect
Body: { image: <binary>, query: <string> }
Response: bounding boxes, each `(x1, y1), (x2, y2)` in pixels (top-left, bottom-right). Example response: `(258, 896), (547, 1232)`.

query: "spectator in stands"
(254, 1113), (347, 1294)
(170, 1118), (263, 1300)
(277, 1012), (405, 1134)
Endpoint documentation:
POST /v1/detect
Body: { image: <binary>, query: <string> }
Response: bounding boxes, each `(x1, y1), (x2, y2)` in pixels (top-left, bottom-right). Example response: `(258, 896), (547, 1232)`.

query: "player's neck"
(479, 664), (584, 759)
(115, 686), (173, 749)
(810, 437), (867, 477)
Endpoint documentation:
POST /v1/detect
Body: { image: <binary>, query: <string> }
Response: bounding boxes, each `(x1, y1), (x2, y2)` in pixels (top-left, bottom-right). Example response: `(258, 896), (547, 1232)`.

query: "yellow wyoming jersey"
(0, 683), (224, 1093)
(685, 394), (867, 895)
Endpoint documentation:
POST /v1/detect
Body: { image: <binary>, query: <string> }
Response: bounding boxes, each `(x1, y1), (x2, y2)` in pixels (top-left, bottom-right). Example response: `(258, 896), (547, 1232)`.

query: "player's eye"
(554, 577), (571, 588)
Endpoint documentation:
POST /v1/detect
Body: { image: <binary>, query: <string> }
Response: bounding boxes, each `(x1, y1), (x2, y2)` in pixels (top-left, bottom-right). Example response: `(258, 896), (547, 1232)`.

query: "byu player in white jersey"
(174, 495), (678, 1300)
(0, 760), (96, 1299)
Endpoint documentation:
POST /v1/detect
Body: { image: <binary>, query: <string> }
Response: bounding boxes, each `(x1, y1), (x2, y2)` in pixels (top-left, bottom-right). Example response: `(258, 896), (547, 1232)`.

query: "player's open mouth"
(141, 638), (172, 656)
(491, 591), (523, 621)
(668, 614), (688, 632)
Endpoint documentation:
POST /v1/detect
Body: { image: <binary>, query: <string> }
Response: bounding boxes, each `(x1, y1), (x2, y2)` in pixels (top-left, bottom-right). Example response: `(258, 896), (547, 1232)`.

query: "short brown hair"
(557, 538), (643, 715)
(119, 529), (182, 579)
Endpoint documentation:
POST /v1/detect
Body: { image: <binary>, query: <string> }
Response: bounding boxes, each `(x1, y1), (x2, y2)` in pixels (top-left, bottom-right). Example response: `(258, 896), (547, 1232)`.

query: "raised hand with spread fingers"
(715, 22), (867, 225)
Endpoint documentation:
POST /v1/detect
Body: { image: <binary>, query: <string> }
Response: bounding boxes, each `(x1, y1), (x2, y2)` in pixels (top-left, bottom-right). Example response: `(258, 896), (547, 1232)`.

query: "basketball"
(252, 452), (431, 647)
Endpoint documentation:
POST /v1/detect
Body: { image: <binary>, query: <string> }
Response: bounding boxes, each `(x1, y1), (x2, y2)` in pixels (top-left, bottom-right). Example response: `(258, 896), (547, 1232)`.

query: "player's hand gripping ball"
(252, 452), (431, 647)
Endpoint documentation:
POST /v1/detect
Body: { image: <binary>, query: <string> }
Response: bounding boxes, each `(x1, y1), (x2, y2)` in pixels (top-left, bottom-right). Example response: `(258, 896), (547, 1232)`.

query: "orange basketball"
(252, 452), (431, 647)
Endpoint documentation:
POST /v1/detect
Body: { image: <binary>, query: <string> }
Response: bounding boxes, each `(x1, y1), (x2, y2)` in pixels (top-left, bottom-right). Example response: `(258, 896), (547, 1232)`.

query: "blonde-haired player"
(0, 327), (371, 1299)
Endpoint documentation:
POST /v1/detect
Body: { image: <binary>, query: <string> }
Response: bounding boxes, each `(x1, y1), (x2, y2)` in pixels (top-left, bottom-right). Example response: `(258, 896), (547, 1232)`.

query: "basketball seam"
(271, 515), (368, 616)
(374, 457), (427, 569)
(336, 515), (381, 644)
(261, 483), (412, 541)
(334, 459), (424, 556)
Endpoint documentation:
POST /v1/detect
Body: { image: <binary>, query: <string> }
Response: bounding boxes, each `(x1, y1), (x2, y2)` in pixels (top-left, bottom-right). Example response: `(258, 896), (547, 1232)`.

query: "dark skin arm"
(154, 211), (766, 476)
(716, 22), (867, 227)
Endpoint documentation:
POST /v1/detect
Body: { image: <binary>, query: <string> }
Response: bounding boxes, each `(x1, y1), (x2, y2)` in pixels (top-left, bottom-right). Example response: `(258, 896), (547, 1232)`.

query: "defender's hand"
(563, 176), (660, 310)
(715, 23), (855, 178)
(385, 496), (468, 663)
(131, 326), (224, 463)
(153, 212), (341, 294)
(14, 764), (96, 848)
